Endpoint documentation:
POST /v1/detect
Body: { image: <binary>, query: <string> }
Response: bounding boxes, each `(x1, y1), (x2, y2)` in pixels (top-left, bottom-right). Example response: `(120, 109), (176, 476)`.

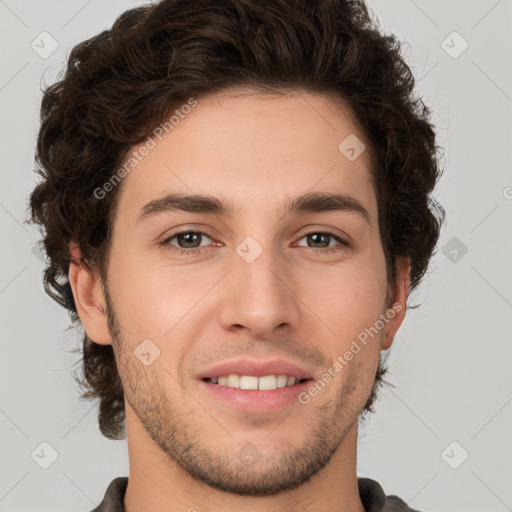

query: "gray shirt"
(90, 476), (421, 511)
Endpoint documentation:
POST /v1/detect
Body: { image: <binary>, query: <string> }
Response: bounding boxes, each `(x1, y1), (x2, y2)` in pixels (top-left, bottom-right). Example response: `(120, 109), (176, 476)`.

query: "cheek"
(108, 250), (217, 342)
(298, 257), (388, 339)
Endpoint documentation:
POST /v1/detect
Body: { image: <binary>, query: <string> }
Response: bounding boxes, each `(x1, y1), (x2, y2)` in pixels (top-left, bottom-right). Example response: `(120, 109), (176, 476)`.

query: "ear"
(68, 244), (112, 345)
(381, 258), (410, 350)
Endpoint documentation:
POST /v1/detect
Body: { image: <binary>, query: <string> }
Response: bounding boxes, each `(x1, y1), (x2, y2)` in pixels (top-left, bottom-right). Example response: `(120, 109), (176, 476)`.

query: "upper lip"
(198, 358), (315, 380)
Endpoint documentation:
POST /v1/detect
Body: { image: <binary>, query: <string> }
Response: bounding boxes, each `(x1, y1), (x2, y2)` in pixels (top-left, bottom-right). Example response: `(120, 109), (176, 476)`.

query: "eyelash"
(160, 229), (350, 256)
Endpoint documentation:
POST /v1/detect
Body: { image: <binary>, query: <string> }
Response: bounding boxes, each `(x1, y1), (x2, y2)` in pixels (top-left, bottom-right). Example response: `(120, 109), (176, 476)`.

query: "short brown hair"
(29, 0), (445, 439)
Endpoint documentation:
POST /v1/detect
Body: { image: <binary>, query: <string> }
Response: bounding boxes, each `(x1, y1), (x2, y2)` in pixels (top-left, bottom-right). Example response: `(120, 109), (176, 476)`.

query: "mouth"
(196, 358), (316, 412)
(198, 374), (315, 413)
(202, 375), (312, 390)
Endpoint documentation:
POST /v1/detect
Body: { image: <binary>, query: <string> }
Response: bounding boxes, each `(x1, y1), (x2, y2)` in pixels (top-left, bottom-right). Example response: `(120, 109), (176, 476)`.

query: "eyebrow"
(136, 191), (370, 225)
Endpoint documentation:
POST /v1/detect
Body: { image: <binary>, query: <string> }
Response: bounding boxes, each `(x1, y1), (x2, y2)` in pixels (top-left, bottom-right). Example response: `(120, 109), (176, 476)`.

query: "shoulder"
(89, 477), (128, 512)
(358, 477), (422, 512)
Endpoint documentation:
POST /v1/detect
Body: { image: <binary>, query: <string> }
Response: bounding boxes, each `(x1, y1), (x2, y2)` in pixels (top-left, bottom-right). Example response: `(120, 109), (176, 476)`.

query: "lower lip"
(198, 379), (313, 413)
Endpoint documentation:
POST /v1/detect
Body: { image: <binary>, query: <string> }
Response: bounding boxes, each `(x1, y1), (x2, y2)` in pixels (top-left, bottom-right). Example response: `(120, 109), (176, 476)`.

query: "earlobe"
(381, 258), (410, 350)
(68, 244), (113, 345)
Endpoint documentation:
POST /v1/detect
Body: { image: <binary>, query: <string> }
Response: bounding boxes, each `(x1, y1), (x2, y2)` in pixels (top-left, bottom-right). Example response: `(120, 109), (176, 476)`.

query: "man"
(29, 0), (444, 510)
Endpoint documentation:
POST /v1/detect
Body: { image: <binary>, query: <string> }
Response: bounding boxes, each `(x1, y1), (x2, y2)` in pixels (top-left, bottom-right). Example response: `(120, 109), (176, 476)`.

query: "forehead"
(114, 89), (377, 224)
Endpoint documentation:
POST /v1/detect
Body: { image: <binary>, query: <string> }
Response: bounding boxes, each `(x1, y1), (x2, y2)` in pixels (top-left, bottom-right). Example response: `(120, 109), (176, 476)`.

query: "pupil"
(179, 232), (200, 248)
(309, 233), (329, 248)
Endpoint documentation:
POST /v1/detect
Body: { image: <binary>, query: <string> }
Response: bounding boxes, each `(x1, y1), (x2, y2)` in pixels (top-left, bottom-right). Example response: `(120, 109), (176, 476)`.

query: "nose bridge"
(218, 236), (301, 335)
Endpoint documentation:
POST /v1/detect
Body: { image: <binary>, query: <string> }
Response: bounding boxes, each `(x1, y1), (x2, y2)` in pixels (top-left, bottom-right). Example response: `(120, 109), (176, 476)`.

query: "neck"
(124, 406), (365, 512)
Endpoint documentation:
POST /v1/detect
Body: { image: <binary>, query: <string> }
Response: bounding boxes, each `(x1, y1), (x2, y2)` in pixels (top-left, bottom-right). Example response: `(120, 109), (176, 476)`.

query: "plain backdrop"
(1, 1), (511, 511)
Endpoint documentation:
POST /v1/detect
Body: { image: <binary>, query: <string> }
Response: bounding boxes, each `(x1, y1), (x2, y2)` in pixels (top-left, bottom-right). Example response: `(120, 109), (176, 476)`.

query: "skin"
(69, 88), (410, 512)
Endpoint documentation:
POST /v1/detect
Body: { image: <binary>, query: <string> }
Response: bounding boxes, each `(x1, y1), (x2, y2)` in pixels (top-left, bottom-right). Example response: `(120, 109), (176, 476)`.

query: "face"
(84, 89), (407, 496)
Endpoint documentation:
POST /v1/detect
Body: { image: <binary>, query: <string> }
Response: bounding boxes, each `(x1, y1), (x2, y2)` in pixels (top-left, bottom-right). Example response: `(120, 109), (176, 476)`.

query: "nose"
(217, 244), (302, 338)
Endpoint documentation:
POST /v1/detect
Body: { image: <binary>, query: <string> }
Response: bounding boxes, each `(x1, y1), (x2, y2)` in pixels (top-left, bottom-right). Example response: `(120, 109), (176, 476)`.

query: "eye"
(161, 230), (214, 254)
(296, 231), (350, 253)
(159, 229), (350, 256)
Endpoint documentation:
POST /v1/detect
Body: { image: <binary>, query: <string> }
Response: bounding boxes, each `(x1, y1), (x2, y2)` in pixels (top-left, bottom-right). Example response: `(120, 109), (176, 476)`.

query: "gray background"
(1, 0), (511, 511)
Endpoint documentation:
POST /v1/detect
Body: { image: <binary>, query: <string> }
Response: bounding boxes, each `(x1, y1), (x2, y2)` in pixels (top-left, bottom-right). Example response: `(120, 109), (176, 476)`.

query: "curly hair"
(29, 0), (445, 440)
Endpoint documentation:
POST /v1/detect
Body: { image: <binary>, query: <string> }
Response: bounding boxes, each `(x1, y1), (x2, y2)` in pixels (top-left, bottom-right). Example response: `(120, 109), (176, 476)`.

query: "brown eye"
(305, 233), (331, 248)
(297, 232), (348, 250)
(175, 232), (203, 248)
(162, 231), (213, 251)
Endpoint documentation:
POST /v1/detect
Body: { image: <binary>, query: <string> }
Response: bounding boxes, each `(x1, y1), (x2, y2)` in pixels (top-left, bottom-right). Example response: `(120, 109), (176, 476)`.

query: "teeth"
(240, 375), (258, 390)
(258, 375), (276, 390)
(276, 375), (288, 388)
(227, 374), (240, 388)
(208, 374), (304, 390)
